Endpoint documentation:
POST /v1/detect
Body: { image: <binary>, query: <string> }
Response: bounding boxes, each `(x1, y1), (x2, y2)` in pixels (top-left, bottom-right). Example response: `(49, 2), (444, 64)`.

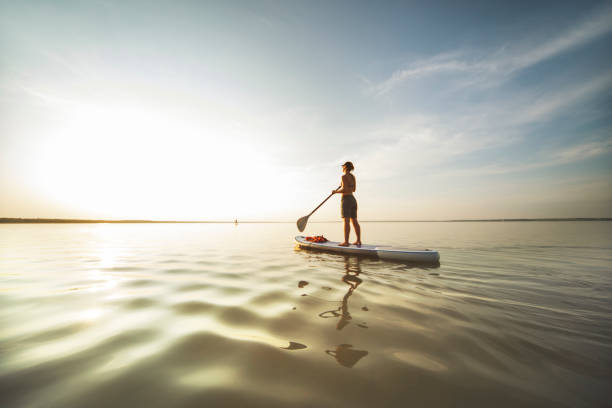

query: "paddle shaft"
(308, 185), (341, 217)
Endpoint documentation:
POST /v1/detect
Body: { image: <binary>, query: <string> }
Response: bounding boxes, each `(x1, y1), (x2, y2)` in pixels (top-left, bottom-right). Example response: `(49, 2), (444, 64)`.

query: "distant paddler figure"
(332, 161), (361, 247)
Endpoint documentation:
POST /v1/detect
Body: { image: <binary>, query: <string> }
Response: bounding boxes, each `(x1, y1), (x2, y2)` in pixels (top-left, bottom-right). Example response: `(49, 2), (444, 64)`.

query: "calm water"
(1, 222), (611, 407)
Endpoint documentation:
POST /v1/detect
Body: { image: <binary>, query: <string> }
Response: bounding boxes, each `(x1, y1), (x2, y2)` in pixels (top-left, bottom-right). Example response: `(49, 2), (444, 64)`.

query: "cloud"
(11, 83), (79, 108)
(358, 69), (612, 183)
(552, 138), (612, 163)
(434, 138), (612, 178)
(356, 114), (517, 184)
(495, 71), (612, 126)
(371, 52), (475, 95)
(510, 5), (612, 72)
(370, 3), (612, 95)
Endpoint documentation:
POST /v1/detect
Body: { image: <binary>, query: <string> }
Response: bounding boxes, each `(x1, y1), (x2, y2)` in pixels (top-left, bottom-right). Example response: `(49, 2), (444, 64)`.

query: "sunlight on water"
(1, 222), (611, 407)
(178, 365), (238, 388)
(79, 309), (105, 321)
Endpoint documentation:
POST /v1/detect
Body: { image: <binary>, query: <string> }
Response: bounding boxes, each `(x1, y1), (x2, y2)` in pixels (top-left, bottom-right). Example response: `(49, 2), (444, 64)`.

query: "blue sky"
(1, 0), (611, 220)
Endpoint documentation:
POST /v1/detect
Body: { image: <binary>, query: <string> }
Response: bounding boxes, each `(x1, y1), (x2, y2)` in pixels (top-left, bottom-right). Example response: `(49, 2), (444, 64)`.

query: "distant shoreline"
(1, 217), (610, 224)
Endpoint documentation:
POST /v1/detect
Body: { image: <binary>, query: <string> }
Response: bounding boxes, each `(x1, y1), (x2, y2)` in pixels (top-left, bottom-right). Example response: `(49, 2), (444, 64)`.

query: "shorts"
(341, 195), (358, 219)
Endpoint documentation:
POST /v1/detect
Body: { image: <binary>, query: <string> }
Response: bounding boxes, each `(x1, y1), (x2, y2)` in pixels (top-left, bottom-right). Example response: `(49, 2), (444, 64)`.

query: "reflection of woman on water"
(319, 256), (363, 330)
(321, 256), (369, 368)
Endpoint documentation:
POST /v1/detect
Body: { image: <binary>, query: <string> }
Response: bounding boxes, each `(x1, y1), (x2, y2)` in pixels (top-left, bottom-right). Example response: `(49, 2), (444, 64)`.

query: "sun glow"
(30, 103), (284, 220)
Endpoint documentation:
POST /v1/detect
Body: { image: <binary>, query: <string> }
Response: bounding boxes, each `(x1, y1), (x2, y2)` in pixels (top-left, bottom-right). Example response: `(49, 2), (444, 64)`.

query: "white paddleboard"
(294, 236), (440, 263)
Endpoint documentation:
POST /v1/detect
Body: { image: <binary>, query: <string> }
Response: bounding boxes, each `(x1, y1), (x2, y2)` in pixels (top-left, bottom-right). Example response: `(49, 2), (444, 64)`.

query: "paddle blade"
(296, 215), (309, 232)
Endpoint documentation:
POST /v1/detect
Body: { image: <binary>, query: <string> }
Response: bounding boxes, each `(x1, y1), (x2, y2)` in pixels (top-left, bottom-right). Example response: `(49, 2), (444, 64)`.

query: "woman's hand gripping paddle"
(296, 186), (341, 232)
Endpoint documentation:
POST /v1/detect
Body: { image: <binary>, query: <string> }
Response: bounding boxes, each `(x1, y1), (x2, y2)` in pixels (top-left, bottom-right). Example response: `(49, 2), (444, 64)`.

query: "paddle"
(296, 185), (341, 232)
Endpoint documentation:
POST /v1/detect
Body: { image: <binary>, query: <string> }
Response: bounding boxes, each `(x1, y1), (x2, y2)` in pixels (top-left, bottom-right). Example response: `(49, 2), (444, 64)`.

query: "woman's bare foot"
(339, 242), (350, 247)
(353, 241), (361, 247)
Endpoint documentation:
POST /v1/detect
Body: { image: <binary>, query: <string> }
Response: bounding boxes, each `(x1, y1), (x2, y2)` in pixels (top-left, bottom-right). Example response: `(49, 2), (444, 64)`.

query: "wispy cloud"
(487, 71), (612, 126)
(370, 3), (612, 95)
(371, 52), (475, 95)
(12, 83), (79, 108)
(434, 137), (612, 178)
(358, 70), (612, 182)
(552, 138), (612, 163)
(356, 114), (517, 183)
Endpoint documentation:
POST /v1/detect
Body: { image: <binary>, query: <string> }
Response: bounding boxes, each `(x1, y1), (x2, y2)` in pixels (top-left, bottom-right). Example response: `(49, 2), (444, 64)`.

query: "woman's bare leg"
(339, 218), (351, 246)
(351, 218), (361, 246)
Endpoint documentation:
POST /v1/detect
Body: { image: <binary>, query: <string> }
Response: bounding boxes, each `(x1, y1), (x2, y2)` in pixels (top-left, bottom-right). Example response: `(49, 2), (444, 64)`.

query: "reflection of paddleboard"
(294, 236), (440, 263)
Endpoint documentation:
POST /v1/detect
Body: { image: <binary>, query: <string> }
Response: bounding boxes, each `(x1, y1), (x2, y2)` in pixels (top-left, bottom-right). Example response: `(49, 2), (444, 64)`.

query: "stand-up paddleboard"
(294, 236), (440, 263)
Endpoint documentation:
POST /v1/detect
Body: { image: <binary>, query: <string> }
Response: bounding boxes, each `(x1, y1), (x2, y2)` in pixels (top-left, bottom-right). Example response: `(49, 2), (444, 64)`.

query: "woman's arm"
(332, 175), (355, 194)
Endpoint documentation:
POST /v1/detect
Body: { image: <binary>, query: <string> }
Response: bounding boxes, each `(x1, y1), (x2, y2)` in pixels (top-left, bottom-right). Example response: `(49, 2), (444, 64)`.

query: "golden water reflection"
(3, 222), (608, 407)
(319, 256), (369, 368)
(325, 344), (369, 368)
(318, 256), (364, 331)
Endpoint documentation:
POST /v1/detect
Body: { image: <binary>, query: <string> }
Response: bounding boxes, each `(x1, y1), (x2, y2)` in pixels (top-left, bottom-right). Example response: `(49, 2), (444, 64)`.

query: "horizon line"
(1, 217), (611, 224)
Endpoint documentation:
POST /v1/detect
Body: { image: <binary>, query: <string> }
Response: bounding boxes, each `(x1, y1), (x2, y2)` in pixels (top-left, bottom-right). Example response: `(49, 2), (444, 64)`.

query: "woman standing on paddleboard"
(332, 161), (361, 247)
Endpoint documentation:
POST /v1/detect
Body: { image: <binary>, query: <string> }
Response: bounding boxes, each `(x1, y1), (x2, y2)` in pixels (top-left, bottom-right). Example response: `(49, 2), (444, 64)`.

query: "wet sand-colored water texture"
(0, 222), (611, 407)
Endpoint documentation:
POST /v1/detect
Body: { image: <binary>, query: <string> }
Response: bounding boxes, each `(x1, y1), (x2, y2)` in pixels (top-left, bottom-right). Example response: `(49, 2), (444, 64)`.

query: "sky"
(1, 0), (611, 221)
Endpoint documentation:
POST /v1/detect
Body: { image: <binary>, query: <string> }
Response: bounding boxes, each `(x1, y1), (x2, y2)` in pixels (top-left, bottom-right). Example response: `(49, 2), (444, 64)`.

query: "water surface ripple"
(1, 222), (611, 407)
